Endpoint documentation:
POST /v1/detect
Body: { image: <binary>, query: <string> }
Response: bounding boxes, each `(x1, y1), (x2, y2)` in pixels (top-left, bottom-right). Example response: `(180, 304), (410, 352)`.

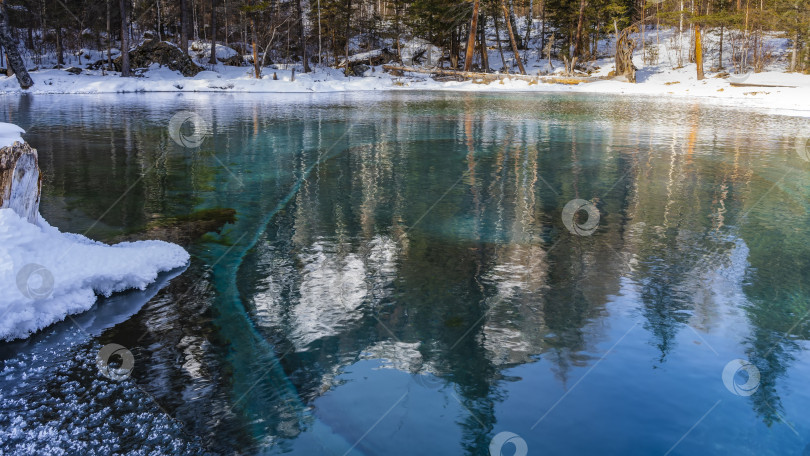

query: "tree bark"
(344, 0), (351, 75)
(209, 0), (217, 65)
(501, 0), (525, 74)
(573, 0), (586, 58)
(251, 17), (260, 78)
(695, 24), (704, 80)
(56, 26), (64, 66)
(106, 0), (112, 71)
(120, 0), (130, 76)
(463, 0), (479, 71)
(718, 24), (724, 69)
(181, 0), (190, 54)
(0, 1), (33, 88)
(478, 12), (488, 72)
(494, 14), (507, 72)
(298, 0), (310, 72)
(789, 30), (798, 72)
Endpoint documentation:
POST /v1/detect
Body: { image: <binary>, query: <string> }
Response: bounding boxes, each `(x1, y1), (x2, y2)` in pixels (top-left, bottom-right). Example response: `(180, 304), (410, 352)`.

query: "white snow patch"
(0, 208), (189, 341)
(0, 122), (25, 148)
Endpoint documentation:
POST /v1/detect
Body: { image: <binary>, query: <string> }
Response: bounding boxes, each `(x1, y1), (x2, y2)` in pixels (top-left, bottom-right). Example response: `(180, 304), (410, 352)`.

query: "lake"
(1, 92), (809, 455)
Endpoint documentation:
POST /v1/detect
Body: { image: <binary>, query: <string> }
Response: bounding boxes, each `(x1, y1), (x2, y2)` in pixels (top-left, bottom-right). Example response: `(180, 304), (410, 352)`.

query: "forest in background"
(0, 0), (808, 81)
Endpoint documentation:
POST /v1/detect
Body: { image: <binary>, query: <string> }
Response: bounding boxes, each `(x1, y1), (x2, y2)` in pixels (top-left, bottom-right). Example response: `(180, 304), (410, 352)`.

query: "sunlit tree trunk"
(251, 17), (260, 78)
(464, 0), (479, 71)
(695, 24), (704, 80)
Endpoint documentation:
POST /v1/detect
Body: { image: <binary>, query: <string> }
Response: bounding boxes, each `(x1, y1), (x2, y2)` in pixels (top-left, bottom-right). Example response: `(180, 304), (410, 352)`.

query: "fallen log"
(729, 82), (797, 88)
(382, 65), (597, 85)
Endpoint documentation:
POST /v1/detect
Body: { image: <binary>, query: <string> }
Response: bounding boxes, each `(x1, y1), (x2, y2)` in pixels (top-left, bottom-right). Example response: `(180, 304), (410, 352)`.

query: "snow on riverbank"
(0, 208), (189, 341)
(1, 27), (809, 114)
(1, 61), (808, 114)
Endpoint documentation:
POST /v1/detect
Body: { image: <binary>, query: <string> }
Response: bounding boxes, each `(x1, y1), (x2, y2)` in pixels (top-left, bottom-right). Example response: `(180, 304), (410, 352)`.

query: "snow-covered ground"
(0, 122), (24, 148)
(0, 207), (189, 341)
(1, 28), (808, 114)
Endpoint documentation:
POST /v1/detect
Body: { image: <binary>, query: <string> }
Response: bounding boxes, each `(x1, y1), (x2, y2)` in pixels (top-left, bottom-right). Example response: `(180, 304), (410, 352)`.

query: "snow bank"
(0, 122), (25, 148)
(0, 208), (189, 341)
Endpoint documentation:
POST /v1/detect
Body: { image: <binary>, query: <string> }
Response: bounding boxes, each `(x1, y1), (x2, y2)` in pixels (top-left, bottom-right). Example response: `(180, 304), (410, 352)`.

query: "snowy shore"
(1, 61), (809, 115)
(0, 207), (189, 341)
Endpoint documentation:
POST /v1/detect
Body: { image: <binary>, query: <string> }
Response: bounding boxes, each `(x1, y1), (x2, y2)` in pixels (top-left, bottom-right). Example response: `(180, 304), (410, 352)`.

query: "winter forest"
(1, 0), (809, 82)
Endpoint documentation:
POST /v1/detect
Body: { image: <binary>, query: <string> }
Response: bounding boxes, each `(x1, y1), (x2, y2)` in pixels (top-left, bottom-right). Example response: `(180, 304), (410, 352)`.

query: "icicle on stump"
(0, 141), (41, 224)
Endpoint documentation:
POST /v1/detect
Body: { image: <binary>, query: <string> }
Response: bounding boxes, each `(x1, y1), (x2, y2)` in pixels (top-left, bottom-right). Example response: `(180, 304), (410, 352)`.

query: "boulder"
(353, 64), (370, 77)
(218, 54), (245, 66)
(114, 40), (203, 77)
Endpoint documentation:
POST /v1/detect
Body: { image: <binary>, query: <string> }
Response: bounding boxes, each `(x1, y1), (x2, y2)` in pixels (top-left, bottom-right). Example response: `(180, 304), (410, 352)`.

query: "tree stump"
(0, 141), (41, 223)
(615, 24), (638, 83)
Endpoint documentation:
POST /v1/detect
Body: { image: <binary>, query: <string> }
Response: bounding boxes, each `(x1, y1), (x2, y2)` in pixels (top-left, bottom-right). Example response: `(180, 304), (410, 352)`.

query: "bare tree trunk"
(494, 14), (507, 72)
(106, 0), (112, 70)
(573, 0), (586, 58)
(718, 24), (724, 69)
(156, 0), (162, 40)
(678, 0), (684, 66)
(789, 30), (798, 72)
(56, 25), (64, 66)
(209, 0), (217, 65)
(181, 0), (190, 54)
(0, 1), (33, 88)
(540, 0), (546, 53)
(524, 0), (532, 45)
(298, 0), (310, 72)
(464, 0), (479, 71)
(695, 24), (704, 80)
(501, 0), (525, 74)
(479, 12), (489, 72)
(120, 0), (130, 76)
(251, 17), (260, 78)
(318, 0), (323, 65)
(344, 0), (351, 75)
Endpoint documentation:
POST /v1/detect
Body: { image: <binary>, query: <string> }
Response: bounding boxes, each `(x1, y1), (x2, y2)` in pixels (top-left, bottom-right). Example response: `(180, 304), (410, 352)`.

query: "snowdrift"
(0, 208), (189, 341)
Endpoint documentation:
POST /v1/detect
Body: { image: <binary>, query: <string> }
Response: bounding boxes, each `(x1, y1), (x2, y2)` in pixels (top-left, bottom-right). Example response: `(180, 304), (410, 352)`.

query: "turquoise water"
(1, 92), (810, 455)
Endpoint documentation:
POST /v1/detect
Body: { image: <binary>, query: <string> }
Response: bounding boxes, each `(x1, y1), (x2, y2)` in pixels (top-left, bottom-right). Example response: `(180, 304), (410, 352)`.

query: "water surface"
(1, 92), (809, 455)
